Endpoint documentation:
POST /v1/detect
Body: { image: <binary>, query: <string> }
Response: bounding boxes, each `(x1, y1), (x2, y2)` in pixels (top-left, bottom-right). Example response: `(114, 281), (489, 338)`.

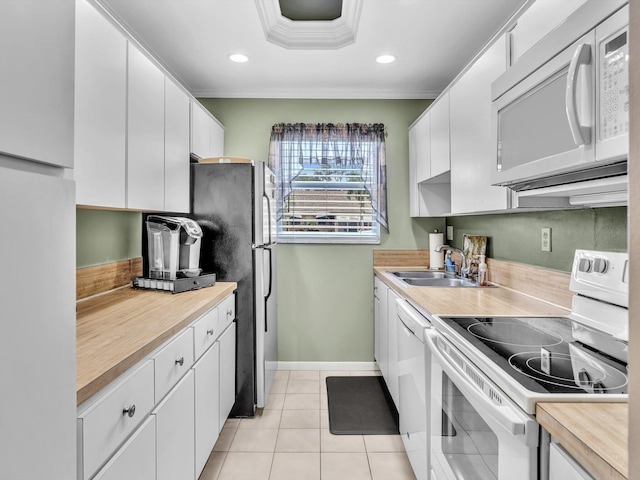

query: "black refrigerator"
(190, 159), (277, 417)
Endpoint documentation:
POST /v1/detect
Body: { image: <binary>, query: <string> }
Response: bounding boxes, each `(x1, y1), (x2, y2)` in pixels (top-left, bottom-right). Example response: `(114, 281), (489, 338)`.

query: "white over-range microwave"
(490, 1), (628, 194)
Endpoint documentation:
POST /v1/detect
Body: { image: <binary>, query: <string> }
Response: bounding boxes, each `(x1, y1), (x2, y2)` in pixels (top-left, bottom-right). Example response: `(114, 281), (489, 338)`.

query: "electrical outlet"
(541, 227), (551, 252)
(447, 226), (454, 241)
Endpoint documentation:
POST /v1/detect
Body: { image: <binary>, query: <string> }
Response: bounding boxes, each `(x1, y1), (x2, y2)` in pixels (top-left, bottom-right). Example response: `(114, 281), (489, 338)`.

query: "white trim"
(189, 88), (441, 100)
(278, 361), (378, 371)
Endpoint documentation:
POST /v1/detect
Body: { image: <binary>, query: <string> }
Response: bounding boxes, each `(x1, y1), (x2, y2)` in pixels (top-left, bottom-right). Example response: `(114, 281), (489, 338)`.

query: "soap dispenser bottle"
(445, 252), (456, 273)
(477, 255), (488, 286)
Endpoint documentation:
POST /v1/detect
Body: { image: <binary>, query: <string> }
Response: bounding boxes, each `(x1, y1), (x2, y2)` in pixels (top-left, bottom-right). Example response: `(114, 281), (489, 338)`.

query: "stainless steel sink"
(401, 277), (479, 287)
(391, 271), (455, 279)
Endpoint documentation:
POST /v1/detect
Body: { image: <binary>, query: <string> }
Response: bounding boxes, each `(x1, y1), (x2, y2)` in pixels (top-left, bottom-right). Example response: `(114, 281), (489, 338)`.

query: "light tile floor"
(199, 370), (417, 480)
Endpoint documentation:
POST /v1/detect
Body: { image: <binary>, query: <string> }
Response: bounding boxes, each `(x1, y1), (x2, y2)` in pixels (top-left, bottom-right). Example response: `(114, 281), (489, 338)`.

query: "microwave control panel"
(599, 25), (629, 140)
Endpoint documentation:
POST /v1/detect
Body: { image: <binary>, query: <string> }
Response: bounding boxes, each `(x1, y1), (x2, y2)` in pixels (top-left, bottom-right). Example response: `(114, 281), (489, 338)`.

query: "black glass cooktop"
(438, 316), (628, 395)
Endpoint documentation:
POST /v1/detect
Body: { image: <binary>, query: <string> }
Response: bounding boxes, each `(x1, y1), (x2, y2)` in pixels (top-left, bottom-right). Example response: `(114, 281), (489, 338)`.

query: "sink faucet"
(435, 245), (469, 278)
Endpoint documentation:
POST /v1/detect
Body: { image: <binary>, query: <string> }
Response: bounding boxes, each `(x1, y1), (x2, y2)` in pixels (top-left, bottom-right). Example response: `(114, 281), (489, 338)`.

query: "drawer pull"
(122, 404), (136, 418)
(206, 329), (214, 335)
(175, 357), (184, 366)
(227, 309), (233, 317)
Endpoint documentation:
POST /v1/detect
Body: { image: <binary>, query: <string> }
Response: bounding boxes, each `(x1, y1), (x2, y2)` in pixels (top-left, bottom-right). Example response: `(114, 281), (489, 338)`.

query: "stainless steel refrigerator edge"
(191, 160), (277, 417)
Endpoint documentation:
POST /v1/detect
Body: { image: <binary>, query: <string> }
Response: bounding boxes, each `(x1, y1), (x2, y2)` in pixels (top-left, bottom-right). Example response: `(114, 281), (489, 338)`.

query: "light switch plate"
(541, 227), (551, 252)
(447, 226), (454, 241)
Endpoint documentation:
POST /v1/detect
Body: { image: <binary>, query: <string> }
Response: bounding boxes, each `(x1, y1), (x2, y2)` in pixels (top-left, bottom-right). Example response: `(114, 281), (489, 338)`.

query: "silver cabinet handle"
(206, 329), (214, 335)
(175, 357), (184, 366)
(122, 404), (136, 418)
(227, 309), (233, 316)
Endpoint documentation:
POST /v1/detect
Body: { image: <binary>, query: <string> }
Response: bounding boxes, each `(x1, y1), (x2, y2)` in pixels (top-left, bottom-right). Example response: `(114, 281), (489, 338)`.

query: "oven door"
(424, 329), (538, 480)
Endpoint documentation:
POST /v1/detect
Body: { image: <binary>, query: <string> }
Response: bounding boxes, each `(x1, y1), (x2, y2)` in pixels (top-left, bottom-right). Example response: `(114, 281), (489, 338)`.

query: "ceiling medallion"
(254, 0), (363, 50)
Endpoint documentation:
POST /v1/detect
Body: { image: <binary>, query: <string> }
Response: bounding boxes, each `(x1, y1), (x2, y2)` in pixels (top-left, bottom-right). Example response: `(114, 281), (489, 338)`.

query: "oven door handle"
(424, 329), (529, 437)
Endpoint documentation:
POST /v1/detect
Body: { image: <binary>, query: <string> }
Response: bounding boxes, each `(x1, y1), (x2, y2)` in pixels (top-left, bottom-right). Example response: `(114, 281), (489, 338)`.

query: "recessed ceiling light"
(228, 53), (249, 63)
(375, 54), (396, 64)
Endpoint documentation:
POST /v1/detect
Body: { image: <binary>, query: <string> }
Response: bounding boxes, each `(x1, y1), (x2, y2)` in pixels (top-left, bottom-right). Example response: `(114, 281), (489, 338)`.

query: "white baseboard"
(277, 361), (379, 371)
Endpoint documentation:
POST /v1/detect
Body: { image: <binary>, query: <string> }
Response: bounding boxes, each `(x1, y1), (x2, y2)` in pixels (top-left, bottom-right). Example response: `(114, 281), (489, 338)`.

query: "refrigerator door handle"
(264, 191), (273, 246)
(264, 247), (273, 332)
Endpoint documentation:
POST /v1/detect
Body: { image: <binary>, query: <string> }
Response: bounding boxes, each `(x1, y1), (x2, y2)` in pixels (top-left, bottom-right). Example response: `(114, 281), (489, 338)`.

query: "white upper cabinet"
(210, 118), (225, 158)
(191, 101), (225, 159)
(429, 92), (451, 181)
(75, 0), (127, 207)
(510, 0), (588, 63)
(127, 43), (166, 211)
(191, 103), (212, 159)
(0, 0), (74, 168)
(412, 112), (431, 183)
(164, 79), (191, 212)
(450, 36), (509, 214)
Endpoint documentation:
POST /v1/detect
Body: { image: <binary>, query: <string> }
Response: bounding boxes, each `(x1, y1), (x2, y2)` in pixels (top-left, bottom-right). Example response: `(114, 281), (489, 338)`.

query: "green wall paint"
(200, 98), (441, 362)
(76, 209), (142, 268)
(446, 207), (627, 272)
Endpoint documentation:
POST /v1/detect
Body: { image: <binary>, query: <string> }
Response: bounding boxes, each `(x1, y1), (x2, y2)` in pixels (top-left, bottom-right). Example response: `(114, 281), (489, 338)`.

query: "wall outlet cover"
(447, 226), (454, 241)
(541, 227), (551, 252)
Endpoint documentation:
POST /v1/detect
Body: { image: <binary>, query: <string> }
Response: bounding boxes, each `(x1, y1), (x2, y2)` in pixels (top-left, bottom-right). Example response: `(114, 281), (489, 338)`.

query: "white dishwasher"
(397, 299), (431, 480)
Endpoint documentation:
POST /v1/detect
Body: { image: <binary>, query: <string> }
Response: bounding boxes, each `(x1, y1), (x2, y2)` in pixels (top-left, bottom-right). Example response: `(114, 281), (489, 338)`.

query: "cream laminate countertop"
(374, 266), (570, 317)
(537, 403), (628, 480)
(76, 282), (237, 405)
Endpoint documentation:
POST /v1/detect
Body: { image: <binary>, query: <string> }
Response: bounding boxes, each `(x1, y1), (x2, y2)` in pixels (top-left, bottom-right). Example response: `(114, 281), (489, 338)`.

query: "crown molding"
(190, 88), (440, 100)
(254, 0), (363, 50)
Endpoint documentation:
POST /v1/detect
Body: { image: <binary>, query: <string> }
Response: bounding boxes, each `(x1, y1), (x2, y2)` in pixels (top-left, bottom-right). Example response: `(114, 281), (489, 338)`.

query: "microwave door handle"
(565, 43), (592, 146)
(424, 329), (528, 437)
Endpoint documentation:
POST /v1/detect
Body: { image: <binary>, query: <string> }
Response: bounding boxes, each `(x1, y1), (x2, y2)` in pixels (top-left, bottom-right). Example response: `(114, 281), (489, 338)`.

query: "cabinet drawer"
(77, 360), (154, 480)
(92, 416), (156, 480)
(218, 294), (235, 332)
(192, 306), (219, 360)
(153, 328), (194, 402)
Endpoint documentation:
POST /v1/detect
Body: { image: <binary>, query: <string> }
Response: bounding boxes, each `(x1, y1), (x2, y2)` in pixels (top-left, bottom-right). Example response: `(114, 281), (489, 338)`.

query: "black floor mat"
(326, 376), (399, 435)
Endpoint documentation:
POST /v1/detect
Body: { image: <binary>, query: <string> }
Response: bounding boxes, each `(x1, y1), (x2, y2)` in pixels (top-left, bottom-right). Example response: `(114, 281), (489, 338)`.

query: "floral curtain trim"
(267, 122), (388, 230)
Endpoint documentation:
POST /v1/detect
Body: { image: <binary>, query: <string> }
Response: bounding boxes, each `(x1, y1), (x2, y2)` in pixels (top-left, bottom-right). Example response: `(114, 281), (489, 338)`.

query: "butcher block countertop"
(373, 266), (570, 317)
(76, 282), (237, 405)
(537, 403), (628, 480)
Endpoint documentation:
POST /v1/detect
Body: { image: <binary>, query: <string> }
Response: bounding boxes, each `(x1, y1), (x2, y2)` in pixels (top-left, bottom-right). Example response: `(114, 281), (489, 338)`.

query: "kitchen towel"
(429, 232), (444, 269)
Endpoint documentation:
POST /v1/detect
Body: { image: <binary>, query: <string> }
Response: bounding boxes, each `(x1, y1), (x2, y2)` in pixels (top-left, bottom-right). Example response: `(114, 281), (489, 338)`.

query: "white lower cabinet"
(93, 416), (156, 480)
(153, 371), (196, 480)
(219, 322), (237, 429)
(386, 289), (400, 406)
(549, 441), (594, 480)
(77, 292), (236, 480)
(194, 342), (220, 477)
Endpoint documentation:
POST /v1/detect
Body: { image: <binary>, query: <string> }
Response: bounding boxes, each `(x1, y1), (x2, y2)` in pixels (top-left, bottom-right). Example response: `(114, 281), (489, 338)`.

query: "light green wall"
(76, 209), (142, 268)
(200, 98), (440, 362)
(446, 207), (627, 272)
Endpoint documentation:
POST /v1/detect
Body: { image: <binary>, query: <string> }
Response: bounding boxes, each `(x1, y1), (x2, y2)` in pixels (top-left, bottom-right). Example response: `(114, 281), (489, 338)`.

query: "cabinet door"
(193, 342), (220, 478)
(210, 119), (225, 157)
(386, 289), (400, 408)
(75, 0), (127, 208)
(511, 0), (588, 62)
(373, 277), (388, 378)
(127, 43), (165, 210)
(413, 112), (431, 183)
(92, 416), (156, 480)
(191, 102), (211, 159)
(549, 441), (594, 480)
(450, 37), (508, 214)
(164, 78), (191, 212)
(218, 323), (236, 431)
(0, 0), (74, 168)
(429, 92), (450, 180)
(0, 167), (76, 480)
(153, 370), (195, 480)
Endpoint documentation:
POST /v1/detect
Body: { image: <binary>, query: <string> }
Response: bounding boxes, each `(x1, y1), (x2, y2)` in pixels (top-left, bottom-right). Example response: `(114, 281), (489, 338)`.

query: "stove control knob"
(593, 258), (608, 274)
(578, 258), (592, 273)
(578, 369), (592, 386)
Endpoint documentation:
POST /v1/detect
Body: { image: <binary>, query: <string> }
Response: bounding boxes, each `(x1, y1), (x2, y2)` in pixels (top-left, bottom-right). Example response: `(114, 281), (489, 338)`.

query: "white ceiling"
(96, 0), (529, 99)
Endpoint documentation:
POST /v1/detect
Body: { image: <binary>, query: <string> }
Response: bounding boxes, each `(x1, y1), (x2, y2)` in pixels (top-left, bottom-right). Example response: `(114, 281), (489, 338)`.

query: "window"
(268, 123), (388, 244)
